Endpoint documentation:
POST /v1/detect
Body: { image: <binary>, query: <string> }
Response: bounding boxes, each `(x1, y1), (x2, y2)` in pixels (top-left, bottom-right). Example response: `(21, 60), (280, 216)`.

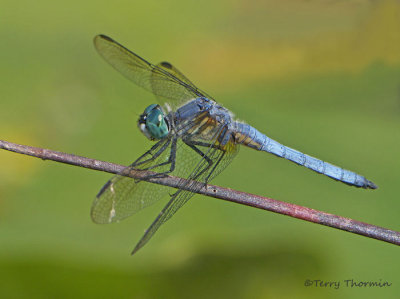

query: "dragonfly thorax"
(138, 104), (169, 140)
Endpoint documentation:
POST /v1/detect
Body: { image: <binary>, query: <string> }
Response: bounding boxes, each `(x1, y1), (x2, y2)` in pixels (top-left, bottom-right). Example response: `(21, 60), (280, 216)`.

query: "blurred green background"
(1, 0), (399, 298)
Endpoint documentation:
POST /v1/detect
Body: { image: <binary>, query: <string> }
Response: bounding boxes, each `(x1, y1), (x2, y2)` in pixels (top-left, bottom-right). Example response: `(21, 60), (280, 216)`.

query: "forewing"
(91, 139), (173, 224)
(151, 61), (215, 107)
(94, 35), (210, 108)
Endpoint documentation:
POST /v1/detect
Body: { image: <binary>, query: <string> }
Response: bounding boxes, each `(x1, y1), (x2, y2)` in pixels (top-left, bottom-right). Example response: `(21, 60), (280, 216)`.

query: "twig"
(1, 139), (399, 246)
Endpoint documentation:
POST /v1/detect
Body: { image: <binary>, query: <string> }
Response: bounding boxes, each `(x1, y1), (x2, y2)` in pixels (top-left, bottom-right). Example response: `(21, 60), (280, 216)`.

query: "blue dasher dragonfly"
(92, 35), (377, 255)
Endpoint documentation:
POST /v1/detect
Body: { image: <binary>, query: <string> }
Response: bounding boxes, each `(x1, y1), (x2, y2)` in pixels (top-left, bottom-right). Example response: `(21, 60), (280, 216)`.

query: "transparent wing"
(90, 127), (232, 225)
(94, 34), (213, 109)
(91, 139), (173, 224)
(131, 129), (239, 254)
(152, 61), (215, 106)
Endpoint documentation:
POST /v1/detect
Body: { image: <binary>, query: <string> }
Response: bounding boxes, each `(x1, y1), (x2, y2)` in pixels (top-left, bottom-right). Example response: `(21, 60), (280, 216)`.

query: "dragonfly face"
(138, 104), (169, 141)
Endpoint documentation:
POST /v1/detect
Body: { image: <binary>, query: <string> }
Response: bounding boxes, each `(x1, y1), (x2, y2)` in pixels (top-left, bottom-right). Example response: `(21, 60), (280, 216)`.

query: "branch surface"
(1, 139), (398, 246)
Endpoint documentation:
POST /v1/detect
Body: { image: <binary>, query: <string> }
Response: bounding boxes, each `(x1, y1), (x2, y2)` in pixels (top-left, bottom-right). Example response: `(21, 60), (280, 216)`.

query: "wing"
(153, 61), (215, 105)
(131, 129), (239, 255)
(93, 34), (213, 109)
(91, 138), (173, 224)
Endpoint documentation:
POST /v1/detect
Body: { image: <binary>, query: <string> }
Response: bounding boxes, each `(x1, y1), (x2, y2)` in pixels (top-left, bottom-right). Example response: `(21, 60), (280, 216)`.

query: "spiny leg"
(183, 139), (215, 180)
(120, 138), (172, 183)
(132, 138), (171, 168)
(135, 137), (178, 181)
(184, 139), (228, 183)
(184, 139), (224, 150)
(144, 137), (177, 173)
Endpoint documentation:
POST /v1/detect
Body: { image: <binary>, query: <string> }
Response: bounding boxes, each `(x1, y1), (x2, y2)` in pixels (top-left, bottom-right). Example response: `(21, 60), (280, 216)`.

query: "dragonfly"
(92, 34), (377, 255)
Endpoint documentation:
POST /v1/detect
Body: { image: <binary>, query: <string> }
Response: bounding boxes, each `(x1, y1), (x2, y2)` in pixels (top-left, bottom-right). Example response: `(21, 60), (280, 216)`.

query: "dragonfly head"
(138, 104), (169, 140)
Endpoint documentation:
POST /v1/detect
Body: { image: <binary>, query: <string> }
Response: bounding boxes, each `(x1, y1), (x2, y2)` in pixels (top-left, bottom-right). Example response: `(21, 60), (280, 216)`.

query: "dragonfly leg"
(183, 140), (214, 179)
(184, 139), (228, 184)
(143, 137), (178, 175)
(184, 140), (222, 150)
(132, 138), (171, 168)
(117, 138), (172, 183)
(129, 137), (178, 183)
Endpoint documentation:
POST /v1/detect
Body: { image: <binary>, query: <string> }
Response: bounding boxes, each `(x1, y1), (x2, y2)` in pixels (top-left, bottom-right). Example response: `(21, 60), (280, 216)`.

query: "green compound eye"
(138, 104), (169, 140)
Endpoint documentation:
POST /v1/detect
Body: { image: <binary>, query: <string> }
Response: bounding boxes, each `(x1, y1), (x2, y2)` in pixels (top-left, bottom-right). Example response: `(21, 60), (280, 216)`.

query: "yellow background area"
(1, 1), (399, 298)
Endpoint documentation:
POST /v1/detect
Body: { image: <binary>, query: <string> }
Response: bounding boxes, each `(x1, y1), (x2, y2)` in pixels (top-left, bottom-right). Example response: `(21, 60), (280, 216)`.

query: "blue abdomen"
(232, 122), (377, 189)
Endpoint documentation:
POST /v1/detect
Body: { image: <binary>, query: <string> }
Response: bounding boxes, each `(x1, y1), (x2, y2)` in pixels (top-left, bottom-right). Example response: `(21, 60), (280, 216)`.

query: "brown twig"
(1, 139), (399, 246)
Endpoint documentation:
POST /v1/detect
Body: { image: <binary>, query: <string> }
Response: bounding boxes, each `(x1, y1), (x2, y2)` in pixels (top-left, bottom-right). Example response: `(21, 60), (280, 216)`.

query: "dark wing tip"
(93, 34), (115, 48)
(160, 61), (172, 69)
(95, 34), (113, 41)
